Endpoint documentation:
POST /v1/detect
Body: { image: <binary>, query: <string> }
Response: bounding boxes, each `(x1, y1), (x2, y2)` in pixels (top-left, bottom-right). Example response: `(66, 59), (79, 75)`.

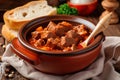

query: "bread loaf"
(2, 0), (57, 42)
(2, 25), (18, 42)
(3, 0), (57, 30)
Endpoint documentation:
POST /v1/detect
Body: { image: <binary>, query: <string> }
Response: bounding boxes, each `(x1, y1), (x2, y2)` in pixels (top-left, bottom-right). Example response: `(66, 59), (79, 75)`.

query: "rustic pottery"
(11, 15), (104, 75)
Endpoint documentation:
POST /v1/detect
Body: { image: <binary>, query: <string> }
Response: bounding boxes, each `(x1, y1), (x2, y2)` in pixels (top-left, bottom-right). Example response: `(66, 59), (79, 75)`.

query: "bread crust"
(2, 25), (18, 42)
(3, 0), (57, 30)
(4, 11), (28, 30)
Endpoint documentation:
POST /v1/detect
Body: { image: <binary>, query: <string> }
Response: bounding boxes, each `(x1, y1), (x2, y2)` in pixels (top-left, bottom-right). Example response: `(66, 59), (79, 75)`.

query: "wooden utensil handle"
(85, 12), (112, 45)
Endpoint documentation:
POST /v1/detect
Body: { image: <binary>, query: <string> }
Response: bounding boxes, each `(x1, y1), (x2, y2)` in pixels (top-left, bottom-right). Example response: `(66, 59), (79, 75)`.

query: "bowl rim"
(18, 15), (105, 56)
(68, 0), (98, 5)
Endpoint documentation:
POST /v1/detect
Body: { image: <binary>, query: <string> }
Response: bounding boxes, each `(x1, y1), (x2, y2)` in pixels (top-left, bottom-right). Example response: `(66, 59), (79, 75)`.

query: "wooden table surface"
(0, 0), (120, 80)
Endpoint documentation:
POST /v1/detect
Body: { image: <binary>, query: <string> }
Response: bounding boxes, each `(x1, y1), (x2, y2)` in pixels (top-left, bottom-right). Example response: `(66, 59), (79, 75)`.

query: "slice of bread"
(3, 0), (57, 30)
(2, 0), (57, 42)
(2, 25), (18, 42)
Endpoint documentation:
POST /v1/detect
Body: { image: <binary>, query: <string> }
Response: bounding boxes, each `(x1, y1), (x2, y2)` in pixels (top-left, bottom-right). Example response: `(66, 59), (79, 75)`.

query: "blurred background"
(0, 0), (120, 21)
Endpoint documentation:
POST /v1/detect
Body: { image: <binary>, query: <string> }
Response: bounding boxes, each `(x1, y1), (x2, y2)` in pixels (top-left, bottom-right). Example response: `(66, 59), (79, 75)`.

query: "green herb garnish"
(57, 3), (78, 15)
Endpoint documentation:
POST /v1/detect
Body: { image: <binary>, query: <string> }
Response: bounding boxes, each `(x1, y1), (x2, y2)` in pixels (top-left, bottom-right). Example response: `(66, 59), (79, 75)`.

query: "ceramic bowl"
(11, 15), (104, 75)
(67, 0), (98, 16)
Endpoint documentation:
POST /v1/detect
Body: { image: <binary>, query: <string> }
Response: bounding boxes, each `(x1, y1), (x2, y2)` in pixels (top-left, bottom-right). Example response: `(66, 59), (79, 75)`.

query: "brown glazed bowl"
(11, 15), (105, 75)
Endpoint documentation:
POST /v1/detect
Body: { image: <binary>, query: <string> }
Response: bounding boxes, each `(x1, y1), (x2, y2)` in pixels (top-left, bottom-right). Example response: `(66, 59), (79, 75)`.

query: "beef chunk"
(66, 30), (83, 44)
(55, 21), (73, 36)
(46, 38), (61, 49)
(46, 21), (56, 32)
(66, 30), (81, 38)
(41, 31), (56, 39)
(34, 39), (45, 47)
(73, 24), (89, 36)
(31, 31), (41, 40)
(60, 21), (73, 27)
(60, 36), (75, 47)
(45, 38), (55, 48)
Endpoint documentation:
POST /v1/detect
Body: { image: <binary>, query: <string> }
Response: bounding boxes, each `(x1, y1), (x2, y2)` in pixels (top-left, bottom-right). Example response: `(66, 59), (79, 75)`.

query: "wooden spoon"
(80, 12), (112, 48)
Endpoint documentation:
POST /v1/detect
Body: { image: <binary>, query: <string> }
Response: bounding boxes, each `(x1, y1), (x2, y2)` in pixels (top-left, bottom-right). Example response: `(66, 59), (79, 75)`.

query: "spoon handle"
(85, 12), (112, 45)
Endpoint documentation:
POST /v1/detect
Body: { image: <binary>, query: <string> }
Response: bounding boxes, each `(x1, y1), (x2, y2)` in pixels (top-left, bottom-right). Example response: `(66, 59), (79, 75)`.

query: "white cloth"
(1, 36), (120, 80)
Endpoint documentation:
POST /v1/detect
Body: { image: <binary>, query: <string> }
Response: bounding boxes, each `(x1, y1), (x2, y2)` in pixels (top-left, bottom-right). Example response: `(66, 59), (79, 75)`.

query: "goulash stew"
(29, 21), (92, 52)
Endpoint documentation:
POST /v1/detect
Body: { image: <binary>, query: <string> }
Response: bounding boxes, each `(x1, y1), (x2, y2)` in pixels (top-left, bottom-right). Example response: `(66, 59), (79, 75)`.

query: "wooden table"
(0, 0), (120, 80)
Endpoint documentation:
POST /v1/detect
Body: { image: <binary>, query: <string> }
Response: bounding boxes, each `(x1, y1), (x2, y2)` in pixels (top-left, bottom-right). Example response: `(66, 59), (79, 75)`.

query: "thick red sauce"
(29, 21), (93, 52)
